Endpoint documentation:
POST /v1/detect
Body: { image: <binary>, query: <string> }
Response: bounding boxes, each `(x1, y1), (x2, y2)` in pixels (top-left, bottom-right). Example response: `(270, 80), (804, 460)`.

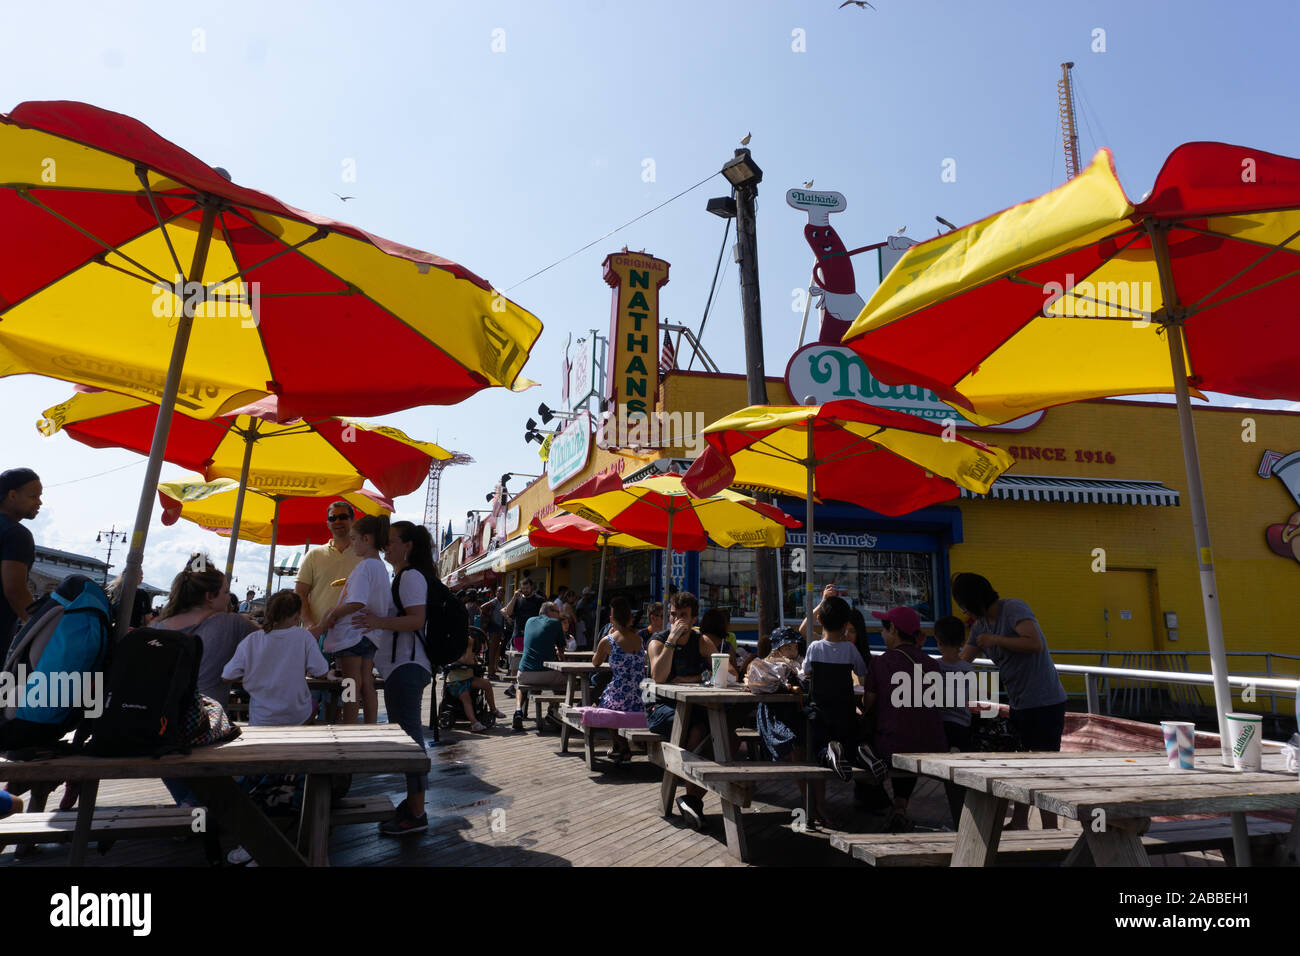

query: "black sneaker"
(512, 710), (524, 731)
(380, 805), (428, 836)
(824, 741), (852, 782)
(675, 795), (705, 830)
(855, 743), (889, 783)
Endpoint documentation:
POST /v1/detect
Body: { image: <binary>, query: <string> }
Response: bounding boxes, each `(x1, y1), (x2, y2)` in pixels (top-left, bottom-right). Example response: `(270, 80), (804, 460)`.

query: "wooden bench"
(0, 805), (198, 845)
(530, 694), (566, 734)
(617, 728), (662, 751)
(829, 817), (1296, 867)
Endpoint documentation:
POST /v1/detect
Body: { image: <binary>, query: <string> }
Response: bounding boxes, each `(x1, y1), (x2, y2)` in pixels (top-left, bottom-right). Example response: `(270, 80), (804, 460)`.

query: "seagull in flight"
(740, 132), (751, 146)
(839, 0), (876, 9)
(333, 192), (355, 202)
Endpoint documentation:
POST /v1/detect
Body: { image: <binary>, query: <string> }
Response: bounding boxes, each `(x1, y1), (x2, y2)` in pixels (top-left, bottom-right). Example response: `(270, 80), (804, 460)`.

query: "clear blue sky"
(3, 0), (1297, 592)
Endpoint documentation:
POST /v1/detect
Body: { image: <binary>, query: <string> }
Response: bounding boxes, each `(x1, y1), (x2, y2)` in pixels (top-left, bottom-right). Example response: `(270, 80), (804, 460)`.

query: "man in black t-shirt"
(503, 577), (544, 651)
(0, 468), (41, 658)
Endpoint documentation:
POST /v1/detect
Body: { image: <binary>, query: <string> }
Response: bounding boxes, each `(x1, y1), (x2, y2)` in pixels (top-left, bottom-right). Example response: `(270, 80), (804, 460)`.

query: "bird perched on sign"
(839, 0), (876, 9)
(803, 179), (814, 188)
(740, 132), (751, 146)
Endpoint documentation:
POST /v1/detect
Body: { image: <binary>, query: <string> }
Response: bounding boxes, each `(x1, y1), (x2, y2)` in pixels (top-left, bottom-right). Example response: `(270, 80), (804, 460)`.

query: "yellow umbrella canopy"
(0, 100), (542, 631)
(158, 478), (393, 547)
(682, 400), (1014, 622)
(40, 389), (450, 499)
(556, 472), (801, 604)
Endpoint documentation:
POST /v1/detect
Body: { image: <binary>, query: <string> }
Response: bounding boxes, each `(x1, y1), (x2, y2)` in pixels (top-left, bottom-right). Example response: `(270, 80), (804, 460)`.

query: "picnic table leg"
(1282, 810), (1300, 865)
(68, 778), (100, 867)
(1062, 832), (1095, 867)
(13, 781), (54, 857)
(297, 773), (334, 867)
(950, 791), (1008, 867)
(560, 675), (577, 753)
(705, 705), (749, 861)
(580, 673), (592, 707)
(1083, 818), (1150, 867)
(186, 777), (307, 867)
(583, 727), (595, 770)
(658, 700), (692, 816)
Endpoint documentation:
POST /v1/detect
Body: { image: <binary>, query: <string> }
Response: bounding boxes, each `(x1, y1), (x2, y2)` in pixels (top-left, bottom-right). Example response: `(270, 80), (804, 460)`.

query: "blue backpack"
(0, 574), (112, 754)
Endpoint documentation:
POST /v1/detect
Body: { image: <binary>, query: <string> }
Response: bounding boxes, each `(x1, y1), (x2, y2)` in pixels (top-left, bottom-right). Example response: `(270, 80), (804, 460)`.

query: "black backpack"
(391, 568), (469, 669)
(85, 626), (202, 757)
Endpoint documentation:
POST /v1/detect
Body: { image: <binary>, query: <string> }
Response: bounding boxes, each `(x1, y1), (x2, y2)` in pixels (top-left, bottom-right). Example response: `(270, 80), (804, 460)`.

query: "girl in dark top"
(698, 608), (739, 681)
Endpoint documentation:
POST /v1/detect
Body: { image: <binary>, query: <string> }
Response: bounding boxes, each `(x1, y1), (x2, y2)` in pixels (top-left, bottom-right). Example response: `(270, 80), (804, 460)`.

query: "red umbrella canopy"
(0, 101), (542, 419)
(841, 143), (1300, 424)
(685, 399), (1013, 516)
(556, 472), (801, 551)
(39, 390), (447, 499)
(527, 512), (658, 550)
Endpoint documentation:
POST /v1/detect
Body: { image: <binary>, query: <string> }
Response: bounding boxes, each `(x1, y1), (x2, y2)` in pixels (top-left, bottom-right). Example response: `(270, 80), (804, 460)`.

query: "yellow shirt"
(297, 540), (362, 627)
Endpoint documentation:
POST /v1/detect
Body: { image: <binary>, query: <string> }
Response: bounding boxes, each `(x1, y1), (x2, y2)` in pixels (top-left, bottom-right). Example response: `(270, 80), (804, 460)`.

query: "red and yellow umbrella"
(40, 389), (448, 500)
(157, 477), (394, 597)
(841, 141), (1300, 779)
(527, 513), (658, 613)
(0, 100), (542, 629)
(556, 472), (801, 603)
(683, 400), (1013, 620)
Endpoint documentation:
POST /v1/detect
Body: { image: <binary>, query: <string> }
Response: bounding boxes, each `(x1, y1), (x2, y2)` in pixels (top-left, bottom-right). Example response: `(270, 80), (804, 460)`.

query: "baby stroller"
(436, 627), (495, 730)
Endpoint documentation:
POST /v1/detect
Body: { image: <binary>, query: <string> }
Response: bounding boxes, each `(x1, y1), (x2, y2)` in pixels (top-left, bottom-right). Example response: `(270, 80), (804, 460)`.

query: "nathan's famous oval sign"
(784, 345), (1044, 432)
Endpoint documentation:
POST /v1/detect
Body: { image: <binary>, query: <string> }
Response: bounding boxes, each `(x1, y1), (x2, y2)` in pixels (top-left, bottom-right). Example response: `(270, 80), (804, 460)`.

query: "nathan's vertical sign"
(603, 251), (669, 422)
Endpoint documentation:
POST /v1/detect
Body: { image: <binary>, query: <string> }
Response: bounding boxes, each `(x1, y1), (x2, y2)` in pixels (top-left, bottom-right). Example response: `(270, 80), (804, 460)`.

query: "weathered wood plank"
(1031, 780), (1300, 820)
(950, 790), (1008, 867)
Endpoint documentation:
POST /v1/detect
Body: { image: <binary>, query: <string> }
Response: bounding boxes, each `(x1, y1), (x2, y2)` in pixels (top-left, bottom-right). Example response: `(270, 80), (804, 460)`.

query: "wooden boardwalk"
(0, 678), (1235, 867)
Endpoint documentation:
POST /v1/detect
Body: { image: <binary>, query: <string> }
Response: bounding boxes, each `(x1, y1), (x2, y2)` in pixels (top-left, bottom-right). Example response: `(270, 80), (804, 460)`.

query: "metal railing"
(1049, 650), (1300, 719)
(735, 641), (1299, 720)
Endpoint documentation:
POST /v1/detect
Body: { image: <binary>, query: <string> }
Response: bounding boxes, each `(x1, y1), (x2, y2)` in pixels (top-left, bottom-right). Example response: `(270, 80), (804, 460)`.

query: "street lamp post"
(716, 148), (781, 638)
(96, 526), (128, 583)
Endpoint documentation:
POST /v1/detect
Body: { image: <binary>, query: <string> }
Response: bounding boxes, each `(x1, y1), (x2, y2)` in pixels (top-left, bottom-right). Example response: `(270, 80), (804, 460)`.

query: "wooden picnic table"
(892, 748), (1300, 867)
(563, 650), (596, 661)
(543, 660), (612, 765)
(0, 724), (428, 867)
(650, 683), (806, 861)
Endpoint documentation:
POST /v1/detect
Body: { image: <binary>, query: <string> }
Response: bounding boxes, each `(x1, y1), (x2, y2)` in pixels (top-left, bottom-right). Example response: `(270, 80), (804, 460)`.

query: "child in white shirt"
(223, 590), (329, 726)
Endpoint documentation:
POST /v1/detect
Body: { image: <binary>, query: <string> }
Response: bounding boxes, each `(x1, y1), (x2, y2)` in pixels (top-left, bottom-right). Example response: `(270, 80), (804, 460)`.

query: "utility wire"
(45, 457), (146, 487)
(505, 171), (722, 293)
(687, 209), (732, 370)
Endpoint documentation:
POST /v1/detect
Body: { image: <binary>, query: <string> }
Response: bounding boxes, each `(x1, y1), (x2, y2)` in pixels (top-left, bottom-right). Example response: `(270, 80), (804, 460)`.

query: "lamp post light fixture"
(538, 402), (578, 425)
(721, 148), (763, 189)
(706, 196), (737, 220)
(96, 526), (128, 578)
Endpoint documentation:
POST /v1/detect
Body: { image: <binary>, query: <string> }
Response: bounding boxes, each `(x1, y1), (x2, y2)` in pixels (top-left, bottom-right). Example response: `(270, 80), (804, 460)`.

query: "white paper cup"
(1161, 720), (1196, 770)
(711, 653), (730, 687)
(1225, 712), (1263, 771)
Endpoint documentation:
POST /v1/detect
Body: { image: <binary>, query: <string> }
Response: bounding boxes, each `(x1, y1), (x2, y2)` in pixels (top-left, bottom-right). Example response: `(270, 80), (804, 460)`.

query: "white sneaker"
(470, 722), (487, 732)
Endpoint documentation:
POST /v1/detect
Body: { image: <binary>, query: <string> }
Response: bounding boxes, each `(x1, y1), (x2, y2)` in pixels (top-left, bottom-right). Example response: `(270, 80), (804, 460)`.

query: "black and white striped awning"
(960, 475), (1180, 506)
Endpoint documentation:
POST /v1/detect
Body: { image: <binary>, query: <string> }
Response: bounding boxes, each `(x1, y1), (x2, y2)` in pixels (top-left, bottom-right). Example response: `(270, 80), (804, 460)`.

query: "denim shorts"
(336, 636), (377, 659)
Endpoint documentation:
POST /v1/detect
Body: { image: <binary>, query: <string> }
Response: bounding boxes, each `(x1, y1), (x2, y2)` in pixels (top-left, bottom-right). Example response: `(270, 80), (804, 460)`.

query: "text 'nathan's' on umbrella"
(683, 399), (1014, 624)
(555, 472), (801, 610)
(0, 101), (543, 630)
(38, 387), (449, 574)
(841, 143), (1300, 784)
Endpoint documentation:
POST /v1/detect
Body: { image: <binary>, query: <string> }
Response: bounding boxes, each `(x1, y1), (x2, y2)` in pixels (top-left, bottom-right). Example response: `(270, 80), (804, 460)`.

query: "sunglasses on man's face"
(327, 513), (351, 522)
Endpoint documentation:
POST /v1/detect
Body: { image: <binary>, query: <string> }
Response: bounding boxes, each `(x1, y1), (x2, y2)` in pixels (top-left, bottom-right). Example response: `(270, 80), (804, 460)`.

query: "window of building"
(698, 543), (939, 624)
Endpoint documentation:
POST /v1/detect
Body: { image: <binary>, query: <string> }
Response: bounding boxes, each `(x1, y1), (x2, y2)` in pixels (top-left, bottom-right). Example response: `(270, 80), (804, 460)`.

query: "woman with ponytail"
(154, 553), (257, 707)
(357, 519), (437, 834)
(313, 514), (391, 725)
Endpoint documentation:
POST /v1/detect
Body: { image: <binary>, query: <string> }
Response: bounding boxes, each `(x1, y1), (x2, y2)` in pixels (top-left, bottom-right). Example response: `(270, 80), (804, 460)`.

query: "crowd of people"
(3, 463), (1068, 841)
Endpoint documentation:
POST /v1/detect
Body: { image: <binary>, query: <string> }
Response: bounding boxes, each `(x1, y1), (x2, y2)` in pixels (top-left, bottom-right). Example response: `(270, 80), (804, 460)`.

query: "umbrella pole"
(225, 422), (258, 577)
(264, 496), (281, 600)
(805, 423), (816, 636)
(1150, 220), (1250, 865)
(596, 540), (607, 631)
(113, 203), (219, 637)
(663, 511), (673, 606)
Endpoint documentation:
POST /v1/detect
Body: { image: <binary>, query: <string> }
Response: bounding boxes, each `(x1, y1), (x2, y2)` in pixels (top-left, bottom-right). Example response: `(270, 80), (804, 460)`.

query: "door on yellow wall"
(1100, 569), (1158, 652)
